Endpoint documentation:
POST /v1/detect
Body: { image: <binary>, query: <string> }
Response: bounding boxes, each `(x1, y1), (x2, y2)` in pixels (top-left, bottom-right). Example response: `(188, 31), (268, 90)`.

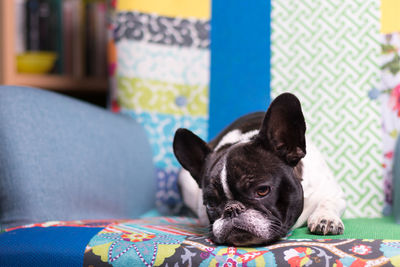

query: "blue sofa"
(2, 86), (400, 267)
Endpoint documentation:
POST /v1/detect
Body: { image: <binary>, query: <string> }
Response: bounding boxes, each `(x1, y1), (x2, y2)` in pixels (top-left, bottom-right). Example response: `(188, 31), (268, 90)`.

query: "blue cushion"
(0, 86), (156, 231)
(0, 226), (103, 267)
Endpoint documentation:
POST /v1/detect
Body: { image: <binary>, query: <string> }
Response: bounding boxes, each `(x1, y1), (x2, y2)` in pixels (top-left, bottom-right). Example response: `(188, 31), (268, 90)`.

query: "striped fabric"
(109, 0), (210, 213)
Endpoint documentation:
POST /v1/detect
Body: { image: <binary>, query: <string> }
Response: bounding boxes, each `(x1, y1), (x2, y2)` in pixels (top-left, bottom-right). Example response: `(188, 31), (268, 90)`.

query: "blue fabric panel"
(122, 110), (208, 169)
(0, 227), (102, 267)
(155, 168), (181, 213)
(0, 86), (156, 231)
(209, 0), (271, 139)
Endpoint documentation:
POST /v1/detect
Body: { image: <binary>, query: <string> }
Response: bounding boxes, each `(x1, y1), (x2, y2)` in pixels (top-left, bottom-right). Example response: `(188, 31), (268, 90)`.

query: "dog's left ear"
(258, 93), (306, 166)
(173, 128), (211, 186)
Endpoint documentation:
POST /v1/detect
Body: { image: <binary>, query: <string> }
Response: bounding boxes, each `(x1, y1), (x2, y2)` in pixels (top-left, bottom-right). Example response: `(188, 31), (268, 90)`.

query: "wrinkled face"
(202, 141), (304, 246)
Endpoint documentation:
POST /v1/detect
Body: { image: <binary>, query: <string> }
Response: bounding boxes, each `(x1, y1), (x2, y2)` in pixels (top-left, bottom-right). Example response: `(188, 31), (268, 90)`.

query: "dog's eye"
(206, 204), (218, 213)
(205, 202), (217, 210)
(256, 186), (270, 197)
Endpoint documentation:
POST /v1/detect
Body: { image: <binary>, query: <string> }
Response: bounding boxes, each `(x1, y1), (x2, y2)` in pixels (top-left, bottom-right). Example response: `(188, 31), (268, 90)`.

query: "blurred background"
(0, 0), (109, 106)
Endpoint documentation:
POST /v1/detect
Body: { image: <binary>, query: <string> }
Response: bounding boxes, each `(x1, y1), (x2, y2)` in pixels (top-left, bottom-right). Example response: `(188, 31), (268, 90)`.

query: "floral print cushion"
(2, 216), (400, 266)
(82, 217), (400, 267)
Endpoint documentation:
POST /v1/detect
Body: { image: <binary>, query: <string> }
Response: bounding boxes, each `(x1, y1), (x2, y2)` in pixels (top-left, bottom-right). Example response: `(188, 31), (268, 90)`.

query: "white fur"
(178, 131), (346, 232)
(292, 137), (346, 229)
(215, 129), (259, 151)
(178, 169), (209, 225)
(212, 217), (225, 236)
(220, 163), (233, 200)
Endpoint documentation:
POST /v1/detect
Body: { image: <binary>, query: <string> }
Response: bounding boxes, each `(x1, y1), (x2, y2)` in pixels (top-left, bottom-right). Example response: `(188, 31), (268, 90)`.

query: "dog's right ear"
(258, 93), (306, 166)
(173, 128), (211, 187)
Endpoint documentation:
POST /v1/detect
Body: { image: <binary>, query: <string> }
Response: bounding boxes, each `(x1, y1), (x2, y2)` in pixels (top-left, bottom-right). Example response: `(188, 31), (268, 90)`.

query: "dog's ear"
(258, 93), (306, 166)
(173, 128), (211, 186)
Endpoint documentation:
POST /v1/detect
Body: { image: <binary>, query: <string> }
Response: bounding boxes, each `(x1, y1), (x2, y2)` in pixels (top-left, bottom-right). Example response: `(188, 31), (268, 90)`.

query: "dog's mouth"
(211, 209), (283, 246)
(211, 221), (271, 246)
(223, 227), (266, 246)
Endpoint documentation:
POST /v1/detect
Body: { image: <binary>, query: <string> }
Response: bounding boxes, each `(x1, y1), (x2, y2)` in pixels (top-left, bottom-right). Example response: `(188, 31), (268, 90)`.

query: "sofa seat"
(2, 216), (400, 267)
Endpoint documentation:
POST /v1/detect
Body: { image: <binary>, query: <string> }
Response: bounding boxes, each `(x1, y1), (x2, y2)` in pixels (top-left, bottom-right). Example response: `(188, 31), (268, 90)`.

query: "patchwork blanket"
(1, 217), (400, 267)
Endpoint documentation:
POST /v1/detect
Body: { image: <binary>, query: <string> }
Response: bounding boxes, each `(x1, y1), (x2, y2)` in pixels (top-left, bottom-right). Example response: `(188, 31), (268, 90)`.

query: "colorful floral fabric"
(80, 217), (400, 267)
(3, 217), (400, 266)
(371, 33), (400, 215)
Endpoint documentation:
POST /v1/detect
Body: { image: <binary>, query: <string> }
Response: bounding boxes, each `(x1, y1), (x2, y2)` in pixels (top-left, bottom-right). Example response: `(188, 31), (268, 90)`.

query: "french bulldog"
(173, 93), (346, 246)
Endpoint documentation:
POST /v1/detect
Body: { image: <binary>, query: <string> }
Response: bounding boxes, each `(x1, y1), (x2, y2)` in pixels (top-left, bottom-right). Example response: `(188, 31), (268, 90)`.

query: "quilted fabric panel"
(120, 110), (207, 212)
(114, 11), (210, 49)
(116, 0), (210, 20)
(110, 5), (210, 213)
(121, 110), (207, 169)
(271, 0), (382, 218)
(117, 77), (208, 116)
(117, 41), (210, 86)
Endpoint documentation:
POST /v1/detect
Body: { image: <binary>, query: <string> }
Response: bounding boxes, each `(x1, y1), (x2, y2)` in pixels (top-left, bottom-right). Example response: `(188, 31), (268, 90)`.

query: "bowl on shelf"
(16, 52), (57, 74)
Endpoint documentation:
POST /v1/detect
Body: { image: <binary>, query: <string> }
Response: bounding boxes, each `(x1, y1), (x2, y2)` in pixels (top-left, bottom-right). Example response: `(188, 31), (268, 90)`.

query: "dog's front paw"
(308, 213), (344, 235)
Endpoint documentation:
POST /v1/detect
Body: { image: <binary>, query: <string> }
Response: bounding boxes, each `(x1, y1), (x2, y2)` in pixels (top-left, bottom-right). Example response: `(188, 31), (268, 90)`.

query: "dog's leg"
(301, 139), (346, 235)
(307, 197), (346, 235)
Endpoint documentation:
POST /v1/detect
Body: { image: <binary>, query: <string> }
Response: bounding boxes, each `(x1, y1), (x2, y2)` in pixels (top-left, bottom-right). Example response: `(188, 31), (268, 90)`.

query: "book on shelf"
(17, 0), (108, 78)
(85, 2), (107, 78)
(15, 0), (27, 54)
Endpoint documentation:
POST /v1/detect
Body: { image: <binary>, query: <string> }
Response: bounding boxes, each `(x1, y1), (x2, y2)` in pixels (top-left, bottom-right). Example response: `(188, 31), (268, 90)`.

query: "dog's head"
(173, 93), (306, 246)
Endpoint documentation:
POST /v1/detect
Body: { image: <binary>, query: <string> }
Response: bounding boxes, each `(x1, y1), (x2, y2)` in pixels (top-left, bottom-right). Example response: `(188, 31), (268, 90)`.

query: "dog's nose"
(223, 201), (246, 218)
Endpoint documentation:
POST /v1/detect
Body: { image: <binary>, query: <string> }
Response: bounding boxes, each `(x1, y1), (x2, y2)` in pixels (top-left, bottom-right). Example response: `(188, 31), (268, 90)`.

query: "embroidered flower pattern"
(350, 244), (372, 255)
(121, 232), (156, 242)
(222, 258), (237, 267)
(284, 247), (314, 267)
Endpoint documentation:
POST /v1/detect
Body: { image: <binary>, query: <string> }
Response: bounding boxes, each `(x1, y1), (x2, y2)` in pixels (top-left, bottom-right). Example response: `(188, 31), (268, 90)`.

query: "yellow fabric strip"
(117, 0), (210, 19)
(117, 77), (208, 116)
(381, 0), (400, 33)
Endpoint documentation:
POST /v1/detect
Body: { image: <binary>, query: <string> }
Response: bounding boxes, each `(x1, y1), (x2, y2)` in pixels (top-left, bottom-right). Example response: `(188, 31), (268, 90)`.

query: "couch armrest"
(0, 86), (156, 231)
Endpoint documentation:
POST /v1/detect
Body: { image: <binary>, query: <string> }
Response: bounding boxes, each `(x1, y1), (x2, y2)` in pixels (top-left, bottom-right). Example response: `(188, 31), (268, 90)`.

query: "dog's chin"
(211, 209), (282, 246)
(224, 229), (268, 247)
(211, 225), (277, 247)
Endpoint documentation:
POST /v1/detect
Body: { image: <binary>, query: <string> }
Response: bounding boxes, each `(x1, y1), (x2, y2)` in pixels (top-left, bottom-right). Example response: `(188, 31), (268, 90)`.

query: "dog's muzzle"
(211, 200), (274, 246)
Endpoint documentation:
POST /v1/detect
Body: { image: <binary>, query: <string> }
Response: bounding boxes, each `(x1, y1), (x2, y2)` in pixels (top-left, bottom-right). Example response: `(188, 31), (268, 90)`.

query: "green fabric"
(271, 0), (382, 219)
(288, 217), (400, 240)
(138, 214), (400, 240)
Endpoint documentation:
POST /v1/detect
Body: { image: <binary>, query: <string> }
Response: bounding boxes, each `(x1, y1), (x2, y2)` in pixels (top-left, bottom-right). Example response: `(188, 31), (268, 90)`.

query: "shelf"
(10, 74), (108, 92)
(0, 2), (109, 94)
